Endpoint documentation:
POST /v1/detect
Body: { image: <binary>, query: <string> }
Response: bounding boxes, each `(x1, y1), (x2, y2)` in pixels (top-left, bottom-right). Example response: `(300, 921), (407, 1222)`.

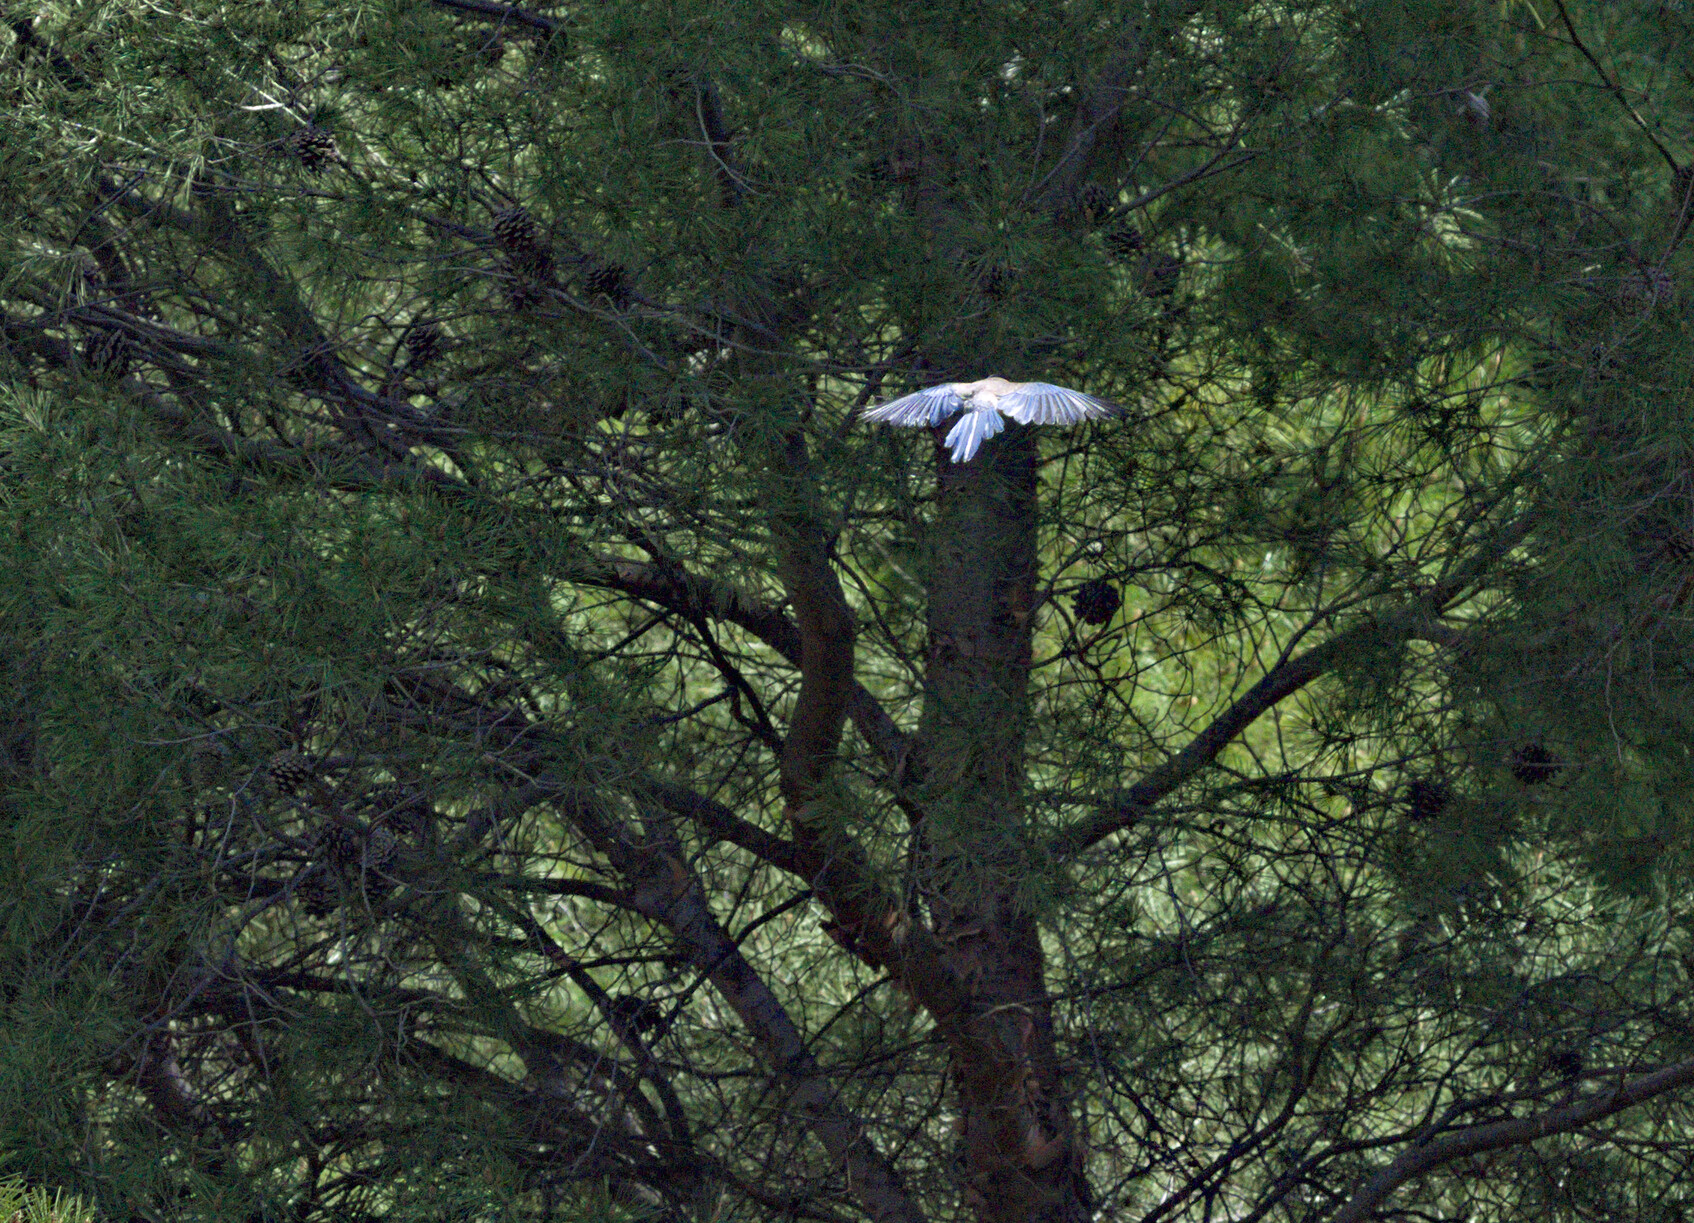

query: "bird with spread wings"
(861, 377), (1120, 463)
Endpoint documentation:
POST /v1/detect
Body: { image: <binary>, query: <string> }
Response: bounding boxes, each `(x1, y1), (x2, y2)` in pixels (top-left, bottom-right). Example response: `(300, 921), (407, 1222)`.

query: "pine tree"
(2, 4), (1693, 1223)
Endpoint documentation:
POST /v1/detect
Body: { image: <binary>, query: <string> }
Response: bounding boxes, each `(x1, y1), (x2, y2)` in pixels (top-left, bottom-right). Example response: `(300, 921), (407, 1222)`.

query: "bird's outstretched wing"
(862, 384), (962, 427)
(943, 406), (1006, 463)
(999, 383), (1120, 426)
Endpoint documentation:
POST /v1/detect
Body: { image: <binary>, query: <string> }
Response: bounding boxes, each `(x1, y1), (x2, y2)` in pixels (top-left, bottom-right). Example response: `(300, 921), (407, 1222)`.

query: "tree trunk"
(912, 426), (1091, 1223)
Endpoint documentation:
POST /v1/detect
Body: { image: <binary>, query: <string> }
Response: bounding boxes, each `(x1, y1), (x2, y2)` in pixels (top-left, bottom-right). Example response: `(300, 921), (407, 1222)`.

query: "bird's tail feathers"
(944, 408), (1005, 463)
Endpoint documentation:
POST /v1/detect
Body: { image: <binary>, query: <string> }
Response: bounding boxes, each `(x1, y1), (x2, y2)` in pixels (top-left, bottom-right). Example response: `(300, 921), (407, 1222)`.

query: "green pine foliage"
(0, 1), (1693, 1222)
(0, 1178), (100, 1223)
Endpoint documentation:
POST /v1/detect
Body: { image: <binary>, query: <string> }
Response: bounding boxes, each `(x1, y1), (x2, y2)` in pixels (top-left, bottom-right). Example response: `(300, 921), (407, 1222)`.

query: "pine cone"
(1141, 252), (1183, 298)
(1104, 226), (1146, 259)
(1405, 779), (1449, 822)
(1618, 265), (1674, 310)
(517, 245), (556, 280)
(1079, 184), (1114, 222)
(364, 824), (398, 872)
(609, 993), (668, 1036)
(317, 824), (361, 867)
(583, 262), (631, 306)
(979, 264), (1012, 301)
(286, 127), (339, 174)
(1662, 531), (1694, 563)
(299, 880), (339, 918)
(355, 784), (432, 836)
(492, 206), (541, 254)
(81, 330), (130, 375)
(403, 322), (443, 369)
(505, 275), (546, 312)
(1510, 744), (1559, 786)
(869, 154), (921, 183)
(1071, 579), (1122, 626)
(267, 751), (318, 795)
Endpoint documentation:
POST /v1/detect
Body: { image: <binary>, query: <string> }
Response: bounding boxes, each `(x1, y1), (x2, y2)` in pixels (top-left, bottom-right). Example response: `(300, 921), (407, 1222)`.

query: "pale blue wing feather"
(1000, 383), (1120, 426)
(943, 406), (1006, 463)
(862, 385), (962, 427)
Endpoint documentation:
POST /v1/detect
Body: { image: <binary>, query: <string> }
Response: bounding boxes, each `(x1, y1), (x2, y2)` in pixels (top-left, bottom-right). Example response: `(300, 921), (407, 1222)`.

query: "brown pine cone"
(317, 824), (361, 867)
(355, 785), (432, 836)
(286, 127), (340, 173)
(1079, 184), (1114, 222)
(267, 751), (318, 795)
(403, 322), (444, 368)
(81, 330), (131, 375)
(1072, 579), (1122, 626)
(1103, 226), (1146, 259)
(1405, 779), (1449, 822)
(1141, 252), (1183, 298)
(364, 824), (398, 872)
(583, 262), (631, 306)
(492, 206), (541, 254)
(1510, 744), (1559, 786)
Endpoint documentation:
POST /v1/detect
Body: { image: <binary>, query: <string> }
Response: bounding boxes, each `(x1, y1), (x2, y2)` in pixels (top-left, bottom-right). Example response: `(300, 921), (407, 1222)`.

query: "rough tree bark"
(909, 431), (1090, 1223)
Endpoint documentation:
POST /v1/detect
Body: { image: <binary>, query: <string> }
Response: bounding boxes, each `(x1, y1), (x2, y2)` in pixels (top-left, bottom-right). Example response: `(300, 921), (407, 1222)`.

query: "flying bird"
(862, 377), (1120, 463)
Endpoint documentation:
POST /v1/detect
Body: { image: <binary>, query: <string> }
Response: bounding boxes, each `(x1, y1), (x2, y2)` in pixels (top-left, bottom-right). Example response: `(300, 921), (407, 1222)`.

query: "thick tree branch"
(584, 787), (930, 1223)
(1050, 612), (1396, 858)
(0, 307), (461, 493)
(761, 546), (849, 807)
(1551, 0), (1681, 178)
(429, 0), (564, 35)
(1055, 512), (1538, 858)
(591, 555), (907, 769)
(1329, 1058), (1694, 1223)
(96, 178), (450, 461)
(636, 778), (803, 876)
(375, 662), (806, 874)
